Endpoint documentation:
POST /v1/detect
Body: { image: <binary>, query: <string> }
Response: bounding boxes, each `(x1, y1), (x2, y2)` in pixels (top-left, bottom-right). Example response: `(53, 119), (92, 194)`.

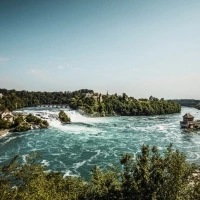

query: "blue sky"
(0, 0), (200, 99)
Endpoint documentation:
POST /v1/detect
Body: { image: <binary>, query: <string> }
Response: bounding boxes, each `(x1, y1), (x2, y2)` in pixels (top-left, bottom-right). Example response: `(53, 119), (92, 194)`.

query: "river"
(0, 106), (200, 180)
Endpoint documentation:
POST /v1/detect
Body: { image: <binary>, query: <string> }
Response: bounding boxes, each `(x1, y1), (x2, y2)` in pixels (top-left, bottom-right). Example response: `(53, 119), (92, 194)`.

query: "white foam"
(22, 154), (28, 163)
(41, 160), (50, 166)
(88, 150), (101, 162)
(2, 136), (18, 144)
(73, 160), (86, 169)
(65, 110), (103, 123)
(187, 152), (200, 161)
(63, 170), (78, 178)
(158, 125), (164, 131)
(16, 108), (104, 133)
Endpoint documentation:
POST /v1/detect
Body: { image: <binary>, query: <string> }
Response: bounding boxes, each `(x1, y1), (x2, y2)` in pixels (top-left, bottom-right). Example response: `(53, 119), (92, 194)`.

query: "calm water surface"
(0, 106), (200, 179)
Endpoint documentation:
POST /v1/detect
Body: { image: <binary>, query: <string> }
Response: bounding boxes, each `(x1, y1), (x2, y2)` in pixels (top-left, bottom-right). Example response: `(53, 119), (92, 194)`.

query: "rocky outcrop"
(12, 114), (49, 132)
(58, 110), (71, 124)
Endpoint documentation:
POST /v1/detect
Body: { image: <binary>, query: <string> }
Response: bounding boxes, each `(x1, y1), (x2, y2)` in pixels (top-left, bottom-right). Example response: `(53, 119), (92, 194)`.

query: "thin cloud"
(0, 77), (23, 88)
(28, 69), (48, 78)
(62, 63), (85, 71)
(0, 56), (9, 61)
(58, 65), (64, 69)
(71, 67), (83, 71)
(131, 67), (141, 72)
(27, 68), (58, 83)
(58, 64), (84, 70)
(50, 56), (65, 60)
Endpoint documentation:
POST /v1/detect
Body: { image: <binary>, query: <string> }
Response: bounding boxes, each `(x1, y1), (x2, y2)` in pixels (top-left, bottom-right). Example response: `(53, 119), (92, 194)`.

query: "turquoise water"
(0, 106), (200, 180)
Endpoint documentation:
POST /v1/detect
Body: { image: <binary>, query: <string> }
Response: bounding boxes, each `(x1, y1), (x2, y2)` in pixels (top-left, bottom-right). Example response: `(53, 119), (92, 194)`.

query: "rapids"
(0, 106), (200, 180)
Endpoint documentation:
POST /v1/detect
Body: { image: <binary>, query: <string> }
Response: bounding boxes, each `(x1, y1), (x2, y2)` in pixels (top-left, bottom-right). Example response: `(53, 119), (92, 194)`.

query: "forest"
(173, 99), (200, 108)
(0, 88), (181, 116)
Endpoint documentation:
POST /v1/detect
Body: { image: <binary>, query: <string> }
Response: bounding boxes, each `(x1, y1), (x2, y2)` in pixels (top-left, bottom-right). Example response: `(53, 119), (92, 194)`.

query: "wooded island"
(0, 88), (181, 117)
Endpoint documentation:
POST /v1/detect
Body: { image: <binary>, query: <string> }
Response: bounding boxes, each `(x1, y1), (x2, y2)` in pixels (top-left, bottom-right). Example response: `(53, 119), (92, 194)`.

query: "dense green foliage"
(0, 88), (93, 110)
(0, 114), (49, 131)
(195, 103), (200, 110)
(26, 114), (49, 128)
(173, 99), (200, 109)
(59, 110), (71, 123)
(0, 145), (199, 200)
(13, 122), (31, 132)
(99, 95), (181, 116)
(0, 119), (13, 130)
(0, 88), (181, 116)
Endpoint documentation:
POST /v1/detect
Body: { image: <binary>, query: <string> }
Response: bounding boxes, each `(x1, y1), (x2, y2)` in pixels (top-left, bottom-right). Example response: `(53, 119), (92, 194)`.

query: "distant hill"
(172, 99), (200, 109)
(195, 103), (200, 110)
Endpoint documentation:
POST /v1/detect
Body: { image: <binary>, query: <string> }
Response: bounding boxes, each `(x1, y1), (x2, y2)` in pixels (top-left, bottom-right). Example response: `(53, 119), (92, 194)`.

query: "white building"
(0, 109), (15, 122)
(85, 92), (92, 98)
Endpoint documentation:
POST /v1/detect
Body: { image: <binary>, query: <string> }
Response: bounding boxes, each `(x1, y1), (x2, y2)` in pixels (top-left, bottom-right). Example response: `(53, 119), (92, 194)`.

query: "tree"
(0, 144), (199, 199)
(120, 144), (198, 200)
(14, 115), (24, 126)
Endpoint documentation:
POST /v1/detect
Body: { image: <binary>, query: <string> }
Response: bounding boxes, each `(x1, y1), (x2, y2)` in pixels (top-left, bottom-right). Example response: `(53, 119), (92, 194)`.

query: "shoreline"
(0, 129), (9, 137)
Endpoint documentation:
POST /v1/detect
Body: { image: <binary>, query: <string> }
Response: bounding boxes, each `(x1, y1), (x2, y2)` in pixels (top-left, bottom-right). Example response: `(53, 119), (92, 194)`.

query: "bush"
(26, 114), (49, 128)
(14, 115), (24, 126)
(39, 120), (49, 128)
(58, 110), (71, 124)
(0, 119), (12, 130)
(13, 122), (31, 132)
(120, 144), (198, 199)
(26, 114), (41, 124)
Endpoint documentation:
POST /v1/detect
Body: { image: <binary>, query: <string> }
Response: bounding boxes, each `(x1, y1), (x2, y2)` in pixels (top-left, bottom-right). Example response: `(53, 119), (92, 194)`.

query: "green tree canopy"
(0, 144), (199, 200)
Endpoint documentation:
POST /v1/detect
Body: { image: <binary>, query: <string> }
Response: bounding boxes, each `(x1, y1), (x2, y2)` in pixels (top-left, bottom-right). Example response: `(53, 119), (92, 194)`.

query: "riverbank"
(0, 113), (49, 135)
(0, 129), (9, 137)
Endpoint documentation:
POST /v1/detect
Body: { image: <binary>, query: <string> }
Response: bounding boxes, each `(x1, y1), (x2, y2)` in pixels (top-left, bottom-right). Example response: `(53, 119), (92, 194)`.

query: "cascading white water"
(15, 108), (104, 132)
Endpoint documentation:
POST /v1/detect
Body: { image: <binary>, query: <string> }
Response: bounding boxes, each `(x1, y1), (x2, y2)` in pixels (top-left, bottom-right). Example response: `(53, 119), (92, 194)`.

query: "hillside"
(173, 99), (200, 110)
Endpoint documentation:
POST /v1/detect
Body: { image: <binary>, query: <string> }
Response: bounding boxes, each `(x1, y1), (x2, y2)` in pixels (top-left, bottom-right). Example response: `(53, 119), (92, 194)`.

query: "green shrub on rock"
(26, 114), (41, 124)
(0, 119), (12, 130)
(14, 115), (24, 126)
(13, 122), (31, 132)
(26, 114), (49, 128)
(39, 120), (49, 128)
(58, 110), (71, 124)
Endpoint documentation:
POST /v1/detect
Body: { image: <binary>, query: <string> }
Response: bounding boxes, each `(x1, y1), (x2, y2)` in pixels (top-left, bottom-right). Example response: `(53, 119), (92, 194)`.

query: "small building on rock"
(0, 109), (15, 122)
(180, 113), (200, 129)
(180, 113), (195, 128)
